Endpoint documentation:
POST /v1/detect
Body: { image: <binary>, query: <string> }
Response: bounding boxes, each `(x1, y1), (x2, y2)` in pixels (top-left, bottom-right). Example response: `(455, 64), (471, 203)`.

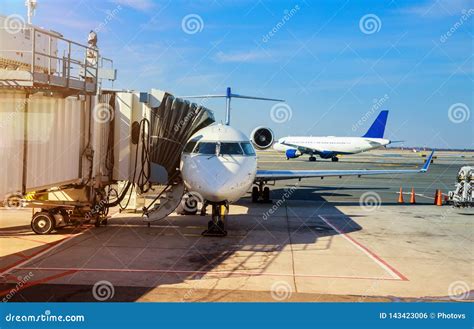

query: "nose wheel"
(202, 204), (228, 237)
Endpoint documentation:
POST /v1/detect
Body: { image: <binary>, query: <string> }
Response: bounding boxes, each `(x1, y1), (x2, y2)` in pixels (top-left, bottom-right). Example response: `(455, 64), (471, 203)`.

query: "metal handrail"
(26, 26), (99, 91)
(1, 26), (111, 92)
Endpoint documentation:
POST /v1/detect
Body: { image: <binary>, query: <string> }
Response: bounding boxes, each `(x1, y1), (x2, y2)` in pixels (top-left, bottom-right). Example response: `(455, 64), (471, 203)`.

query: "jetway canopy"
(149, 95), (215, 184)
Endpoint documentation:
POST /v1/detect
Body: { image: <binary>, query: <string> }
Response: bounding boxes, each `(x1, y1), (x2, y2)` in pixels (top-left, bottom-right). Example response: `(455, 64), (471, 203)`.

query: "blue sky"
(2, 0), (473, 148)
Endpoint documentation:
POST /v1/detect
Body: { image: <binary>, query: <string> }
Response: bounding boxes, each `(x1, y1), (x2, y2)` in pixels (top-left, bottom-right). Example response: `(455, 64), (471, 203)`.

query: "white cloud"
(401, 0), (472, 17)
(111, 0), (155, 11)
(214, 50), (271, 63)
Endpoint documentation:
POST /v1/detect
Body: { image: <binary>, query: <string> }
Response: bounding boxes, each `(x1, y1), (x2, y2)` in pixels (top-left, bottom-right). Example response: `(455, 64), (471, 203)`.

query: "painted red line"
(12, 252), (28, 259)
(1, 215), (119, 278)
(0, 238), (67, 273)
(319, 215), (408, 281)
(0, 259), (31, 275)
(0, 270), (77, 297)
(341, 231), (408, 281)
(18, 266), (402, 281)
(11, 236), (68, 245)
(3, 274), (20, 281)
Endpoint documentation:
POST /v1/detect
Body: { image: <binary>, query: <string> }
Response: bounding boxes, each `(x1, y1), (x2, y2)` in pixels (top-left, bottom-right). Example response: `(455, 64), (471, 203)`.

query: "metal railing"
(0, 26), (114, 93)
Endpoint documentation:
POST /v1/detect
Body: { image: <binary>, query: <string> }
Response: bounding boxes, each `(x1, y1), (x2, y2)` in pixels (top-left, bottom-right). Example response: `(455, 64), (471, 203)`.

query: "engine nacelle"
(251, 126), (274, 150)
(285, 149), (301, 159)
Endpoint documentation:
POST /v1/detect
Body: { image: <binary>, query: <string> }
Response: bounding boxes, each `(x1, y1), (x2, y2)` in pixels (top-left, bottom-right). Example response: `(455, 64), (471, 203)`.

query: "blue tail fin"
(363, 110), (389, 138)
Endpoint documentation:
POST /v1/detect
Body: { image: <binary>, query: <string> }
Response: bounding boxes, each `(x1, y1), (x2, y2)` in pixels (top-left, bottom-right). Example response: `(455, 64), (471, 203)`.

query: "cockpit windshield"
(188, 141), (256, 156)
(220, 143), (244, 155)
(195, 142), (217, 155)
(183, 141), (197, 153)
(240, 142), (256, 156)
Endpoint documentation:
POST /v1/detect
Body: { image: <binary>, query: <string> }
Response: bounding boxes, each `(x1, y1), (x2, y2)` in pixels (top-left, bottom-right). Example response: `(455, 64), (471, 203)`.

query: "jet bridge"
(0, 17), (215, 233)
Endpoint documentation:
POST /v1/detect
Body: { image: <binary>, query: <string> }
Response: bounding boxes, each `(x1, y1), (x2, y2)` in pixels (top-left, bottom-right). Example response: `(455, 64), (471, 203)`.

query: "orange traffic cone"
(436, 189), (443, 206)
(410, 188), (416, 204)
(433, 189), (439, 205)
(398, 187), (404, 204)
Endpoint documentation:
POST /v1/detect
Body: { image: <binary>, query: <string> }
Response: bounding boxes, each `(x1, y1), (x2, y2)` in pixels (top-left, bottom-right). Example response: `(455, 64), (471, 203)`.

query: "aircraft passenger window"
(240, 142), (256, 156)
(196, 142), (217, 155)
(220, 143), (244, 155)
(183, 141), (197, 153)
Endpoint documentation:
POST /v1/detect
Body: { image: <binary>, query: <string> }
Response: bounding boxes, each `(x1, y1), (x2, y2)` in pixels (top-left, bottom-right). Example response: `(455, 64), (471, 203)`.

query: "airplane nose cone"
(198, 182), (236, 202)
(181, 156), (256, 203)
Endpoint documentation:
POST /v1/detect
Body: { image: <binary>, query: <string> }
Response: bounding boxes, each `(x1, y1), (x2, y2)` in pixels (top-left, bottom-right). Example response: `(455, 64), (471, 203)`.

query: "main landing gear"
(309, 156), (317, 162)
(252, 182), (271, 203)
(331, 156), (339, 162)
(202, 203), (228, 237)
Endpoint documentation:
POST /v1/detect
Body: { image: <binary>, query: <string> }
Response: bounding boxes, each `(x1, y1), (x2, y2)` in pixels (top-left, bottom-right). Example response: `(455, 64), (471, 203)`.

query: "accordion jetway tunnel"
(125, 91), (216, 223)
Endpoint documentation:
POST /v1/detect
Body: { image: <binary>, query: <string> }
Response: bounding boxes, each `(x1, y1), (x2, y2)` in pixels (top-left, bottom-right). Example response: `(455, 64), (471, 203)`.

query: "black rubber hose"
(103, 181), (131, 208)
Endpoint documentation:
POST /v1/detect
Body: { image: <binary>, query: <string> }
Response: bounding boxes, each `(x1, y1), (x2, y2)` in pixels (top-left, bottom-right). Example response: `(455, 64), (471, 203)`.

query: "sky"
(1, 0), (473, 149)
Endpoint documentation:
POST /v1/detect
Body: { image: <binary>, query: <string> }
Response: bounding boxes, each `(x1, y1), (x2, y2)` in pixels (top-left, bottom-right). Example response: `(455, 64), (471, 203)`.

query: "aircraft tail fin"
(363, 110), (389, 138)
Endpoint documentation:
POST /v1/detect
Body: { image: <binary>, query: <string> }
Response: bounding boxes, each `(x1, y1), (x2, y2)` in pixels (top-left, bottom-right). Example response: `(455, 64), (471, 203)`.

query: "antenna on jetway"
(25, 0), (38, 24)
(179, 87), (284, 126)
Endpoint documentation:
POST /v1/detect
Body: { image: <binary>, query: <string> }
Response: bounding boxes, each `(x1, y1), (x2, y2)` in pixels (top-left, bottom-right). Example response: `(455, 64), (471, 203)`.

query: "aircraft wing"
(255, 151), (434, 182)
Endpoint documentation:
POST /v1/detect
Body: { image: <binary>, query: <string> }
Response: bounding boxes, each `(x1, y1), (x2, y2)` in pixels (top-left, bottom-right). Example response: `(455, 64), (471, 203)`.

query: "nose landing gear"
(202, 203), (228, 237)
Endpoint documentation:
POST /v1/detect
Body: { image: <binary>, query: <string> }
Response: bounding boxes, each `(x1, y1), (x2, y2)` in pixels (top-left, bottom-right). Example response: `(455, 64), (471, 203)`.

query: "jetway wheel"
(31, 212), (55, 235)
(94, 217), (108, 227)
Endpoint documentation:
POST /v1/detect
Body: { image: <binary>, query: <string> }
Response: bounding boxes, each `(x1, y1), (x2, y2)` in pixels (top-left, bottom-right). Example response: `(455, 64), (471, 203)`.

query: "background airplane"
(272, 110), (394, 162)
(179, 89), (434, 237)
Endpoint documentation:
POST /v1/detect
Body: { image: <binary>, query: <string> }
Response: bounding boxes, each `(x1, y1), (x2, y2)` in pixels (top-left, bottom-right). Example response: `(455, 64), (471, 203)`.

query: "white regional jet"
(180, 88), (434, 236)
(272, 110), (393, 162)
